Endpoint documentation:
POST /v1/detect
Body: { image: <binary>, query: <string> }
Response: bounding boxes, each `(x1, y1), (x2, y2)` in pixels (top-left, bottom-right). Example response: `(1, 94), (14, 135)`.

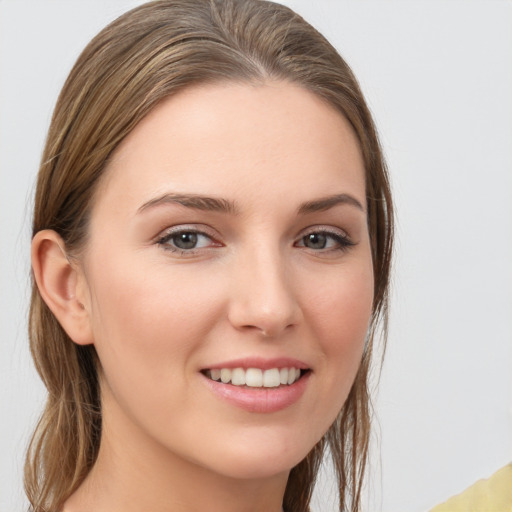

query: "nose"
(227, 246), (302, 338)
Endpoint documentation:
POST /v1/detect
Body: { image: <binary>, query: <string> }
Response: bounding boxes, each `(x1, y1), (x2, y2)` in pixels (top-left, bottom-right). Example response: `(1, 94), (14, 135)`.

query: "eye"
(156, 227), (219, 253)
(295, 229), (354, 252)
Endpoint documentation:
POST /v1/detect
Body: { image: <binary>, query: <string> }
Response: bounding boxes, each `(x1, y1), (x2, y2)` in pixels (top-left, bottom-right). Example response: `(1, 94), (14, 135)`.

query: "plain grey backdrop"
(1, 1), (511, 511)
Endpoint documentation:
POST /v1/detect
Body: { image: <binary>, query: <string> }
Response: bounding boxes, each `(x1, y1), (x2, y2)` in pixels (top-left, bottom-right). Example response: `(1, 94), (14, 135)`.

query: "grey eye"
(158, 230), (215, 252)
(303, 233), (327, 249)
(295, 230), (354, 252)
(172, 232), (199, 250)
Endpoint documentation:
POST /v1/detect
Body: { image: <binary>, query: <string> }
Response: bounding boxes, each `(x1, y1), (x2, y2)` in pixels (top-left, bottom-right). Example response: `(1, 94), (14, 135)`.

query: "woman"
(26, 1), (393, 511)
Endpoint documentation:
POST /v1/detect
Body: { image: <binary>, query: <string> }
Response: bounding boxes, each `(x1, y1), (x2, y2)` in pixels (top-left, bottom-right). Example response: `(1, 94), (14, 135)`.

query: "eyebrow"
(138, 192), (364, 216)
(297, 193), (365, 214)
(138, 193), (238, 214)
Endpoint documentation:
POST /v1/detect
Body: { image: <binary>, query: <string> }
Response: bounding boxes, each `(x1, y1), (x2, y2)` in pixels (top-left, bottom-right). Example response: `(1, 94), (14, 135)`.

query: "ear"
(31, 229), (94, 346)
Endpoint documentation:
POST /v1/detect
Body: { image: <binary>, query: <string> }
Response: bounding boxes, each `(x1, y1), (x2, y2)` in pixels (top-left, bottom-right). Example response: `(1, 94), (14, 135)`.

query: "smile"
(200, 358), (311, 413)
(204, 367), (304, 388)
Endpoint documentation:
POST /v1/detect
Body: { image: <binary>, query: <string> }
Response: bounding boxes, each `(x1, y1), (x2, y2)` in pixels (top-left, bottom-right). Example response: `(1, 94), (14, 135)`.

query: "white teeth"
(231, 367), (246, 386)
(220, 368), (231, 384)
(245, 368), (263, 387)
(263, 368), (281, 387)
(207, 367), (303, 387)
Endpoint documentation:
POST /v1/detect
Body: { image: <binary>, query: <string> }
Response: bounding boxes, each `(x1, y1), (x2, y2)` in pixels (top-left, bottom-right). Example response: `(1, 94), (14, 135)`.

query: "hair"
(26, 1), (393, 511)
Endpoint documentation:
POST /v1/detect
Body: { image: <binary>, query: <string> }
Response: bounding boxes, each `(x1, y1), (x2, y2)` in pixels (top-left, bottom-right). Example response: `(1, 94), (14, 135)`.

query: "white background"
(1, 1), (511, 511)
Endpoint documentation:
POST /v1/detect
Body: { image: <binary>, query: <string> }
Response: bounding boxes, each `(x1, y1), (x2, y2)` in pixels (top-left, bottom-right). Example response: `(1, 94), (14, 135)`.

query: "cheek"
(84, 253), (222, 391)
(306, 260), (374, 347)
(88, 251), (215, 333)
(82, 253), (231, 451)
(302, 260), (373, 418)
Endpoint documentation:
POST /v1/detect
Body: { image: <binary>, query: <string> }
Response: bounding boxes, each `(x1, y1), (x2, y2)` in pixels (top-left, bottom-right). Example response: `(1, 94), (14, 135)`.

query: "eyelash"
(155, 226), (354, 255)
(156, 226), (220, 255)
(294, 228), (355, 253)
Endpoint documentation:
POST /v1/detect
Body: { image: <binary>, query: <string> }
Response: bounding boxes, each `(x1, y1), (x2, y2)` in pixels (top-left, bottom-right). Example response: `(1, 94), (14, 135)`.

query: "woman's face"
(78, 81), (373, 480)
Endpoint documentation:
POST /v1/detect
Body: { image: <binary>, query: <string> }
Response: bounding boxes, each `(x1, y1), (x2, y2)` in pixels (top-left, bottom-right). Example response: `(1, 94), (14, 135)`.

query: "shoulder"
(430, 464), (512, 512)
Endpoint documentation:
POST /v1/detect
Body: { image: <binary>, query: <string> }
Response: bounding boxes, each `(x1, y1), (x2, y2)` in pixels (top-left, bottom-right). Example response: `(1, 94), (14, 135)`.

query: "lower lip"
(201, 372), (310, 413)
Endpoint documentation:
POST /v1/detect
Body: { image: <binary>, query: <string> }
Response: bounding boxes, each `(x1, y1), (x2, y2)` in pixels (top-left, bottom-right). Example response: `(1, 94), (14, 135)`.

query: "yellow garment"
(430, 464), (512, 512)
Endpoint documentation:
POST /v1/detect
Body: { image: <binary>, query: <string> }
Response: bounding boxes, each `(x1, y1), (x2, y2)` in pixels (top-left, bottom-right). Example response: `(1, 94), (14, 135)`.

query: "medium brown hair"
(26, 1), (393, 510)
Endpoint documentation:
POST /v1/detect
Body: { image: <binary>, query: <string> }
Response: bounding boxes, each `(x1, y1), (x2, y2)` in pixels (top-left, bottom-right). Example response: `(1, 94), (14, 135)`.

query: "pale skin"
(32, 81), (374, 512)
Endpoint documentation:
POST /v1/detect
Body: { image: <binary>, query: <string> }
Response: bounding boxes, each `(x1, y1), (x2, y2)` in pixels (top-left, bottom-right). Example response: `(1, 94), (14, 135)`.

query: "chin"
(207, 453), (302, 481)
(189, 428), (320, 481)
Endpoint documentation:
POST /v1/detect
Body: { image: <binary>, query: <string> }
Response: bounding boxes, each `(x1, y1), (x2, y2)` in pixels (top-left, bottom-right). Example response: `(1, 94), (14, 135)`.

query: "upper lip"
(201, 357), (310, 371)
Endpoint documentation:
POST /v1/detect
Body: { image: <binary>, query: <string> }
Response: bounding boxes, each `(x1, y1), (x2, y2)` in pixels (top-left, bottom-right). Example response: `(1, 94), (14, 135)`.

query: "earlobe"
(31, 229), (94, 346)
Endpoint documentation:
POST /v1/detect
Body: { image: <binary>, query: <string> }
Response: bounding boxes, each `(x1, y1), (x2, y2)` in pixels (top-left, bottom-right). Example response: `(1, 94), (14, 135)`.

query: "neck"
(63, 391), (288, 512)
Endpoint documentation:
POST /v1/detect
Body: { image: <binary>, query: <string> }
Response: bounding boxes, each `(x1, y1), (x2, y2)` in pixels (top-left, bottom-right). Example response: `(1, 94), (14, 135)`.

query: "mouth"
(200, 361), (311, 413)
(201, 367), (309, 388)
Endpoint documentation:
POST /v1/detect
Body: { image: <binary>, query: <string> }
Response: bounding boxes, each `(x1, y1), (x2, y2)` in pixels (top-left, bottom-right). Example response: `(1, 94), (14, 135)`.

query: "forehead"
(95, 81), (366, 214)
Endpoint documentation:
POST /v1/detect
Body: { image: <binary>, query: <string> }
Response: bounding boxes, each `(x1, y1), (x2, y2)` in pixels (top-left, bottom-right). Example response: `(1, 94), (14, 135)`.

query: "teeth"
(207, 367), (303, 387)
(263, 368), (280, 387)
(246, 368), (263, 387)
(231, 368), (246, 386)
(220, 368), (231, 383)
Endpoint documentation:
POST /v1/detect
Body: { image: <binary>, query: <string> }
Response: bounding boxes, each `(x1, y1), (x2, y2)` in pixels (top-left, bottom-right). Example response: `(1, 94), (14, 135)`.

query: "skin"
(33, 81), (374, 512)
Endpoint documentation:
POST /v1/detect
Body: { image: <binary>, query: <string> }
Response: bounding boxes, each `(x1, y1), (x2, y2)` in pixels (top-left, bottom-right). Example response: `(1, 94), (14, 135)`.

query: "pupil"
(306, 233), (326, 249)
(174, 232), (197, 249)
